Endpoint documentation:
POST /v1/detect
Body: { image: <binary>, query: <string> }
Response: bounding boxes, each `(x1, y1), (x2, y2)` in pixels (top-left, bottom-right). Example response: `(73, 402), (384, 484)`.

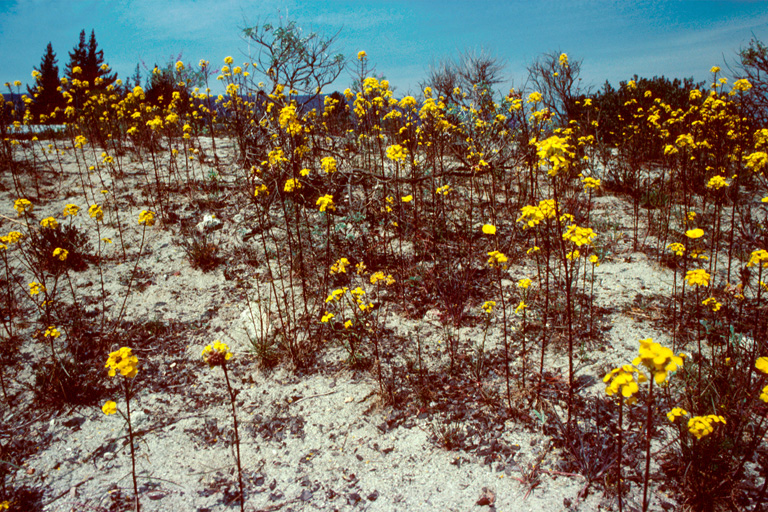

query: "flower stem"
(642, 377), (655, 512)
(222, 363), (245, 512)
(123, 380), (140, 512)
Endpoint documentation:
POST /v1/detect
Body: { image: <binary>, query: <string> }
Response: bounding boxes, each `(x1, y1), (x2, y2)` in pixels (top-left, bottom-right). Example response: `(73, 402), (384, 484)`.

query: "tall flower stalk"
(103, 347), (141, 512)
(202, 341), (244, 512)
(632, 338), (684, 512)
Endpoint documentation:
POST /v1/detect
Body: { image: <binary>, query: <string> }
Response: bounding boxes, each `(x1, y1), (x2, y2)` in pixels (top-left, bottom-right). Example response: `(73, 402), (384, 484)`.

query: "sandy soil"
(0, 138), (683, 512)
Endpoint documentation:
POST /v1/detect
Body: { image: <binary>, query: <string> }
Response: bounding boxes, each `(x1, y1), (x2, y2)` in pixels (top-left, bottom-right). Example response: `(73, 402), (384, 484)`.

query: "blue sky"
(1, 0), (767, 96)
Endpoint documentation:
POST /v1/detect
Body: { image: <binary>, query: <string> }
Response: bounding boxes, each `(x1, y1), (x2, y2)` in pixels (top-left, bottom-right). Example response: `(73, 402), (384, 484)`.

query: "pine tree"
(27, 42), (65, 124)
(84, 30), (117, 89)
(64, 30), (87, 81)
(64, 29), (117, 107)
(130, 63), (142, 89)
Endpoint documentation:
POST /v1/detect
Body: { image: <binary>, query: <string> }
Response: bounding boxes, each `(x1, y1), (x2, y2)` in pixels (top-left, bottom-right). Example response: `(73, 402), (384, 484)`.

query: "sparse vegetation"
(2, 19), (768, 512)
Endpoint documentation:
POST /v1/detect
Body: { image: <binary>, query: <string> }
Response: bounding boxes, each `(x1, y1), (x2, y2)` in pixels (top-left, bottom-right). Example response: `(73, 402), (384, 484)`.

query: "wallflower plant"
(201, 340), (244, 512)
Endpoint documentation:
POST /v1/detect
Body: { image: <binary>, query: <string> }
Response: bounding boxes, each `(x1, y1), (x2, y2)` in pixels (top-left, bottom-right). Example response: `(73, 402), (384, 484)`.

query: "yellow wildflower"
(14, 198), (33, 216)
(687, 415), (726, 439)
(685, 269), (710, 287)
(105, 346), (139, 378)
(487, 250), (508, 269)
(201, 340), (232, 367)
(40, 217), (59, 229)
(632, 338), (684, 384)
(52, 248), (68, 261)
(316, 194), (335, 212)
(667, 407), (689, 422)
(138, 210), (155, 226)
(604, 365), (646, 402)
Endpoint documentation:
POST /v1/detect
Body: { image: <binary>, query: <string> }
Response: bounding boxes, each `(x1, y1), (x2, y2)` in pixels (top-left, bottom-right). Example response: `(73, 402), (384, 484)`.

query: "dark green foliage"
(64, 29), (117, 108)
(144, 54), (205, 111)
(27, 223), (92, 276)
(32, 357), (104, 405)
(584, 75), (703, 160)
(737, 36), (768, 124)
(26, 43), (66, 124)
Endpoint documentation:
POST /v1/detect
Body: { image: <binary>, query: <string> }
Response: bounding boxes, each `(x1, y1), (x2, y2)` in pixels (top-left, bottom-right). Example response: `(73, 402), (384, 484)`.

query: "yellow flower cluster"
(667, 242), (685, 257)
(481, 301), (495, 314)
(278, 104), (302, 136)
(316, 194), (335, 212)
(284, 178), (302, 192)
(487, 250), (508, 269)
(604, 365), (646, 402)
(330, 257), (350, 274)
(89, 204), (104, 222)
(706, 175), (729, 190)
(435, 184), (452, 195)
(202, 340), (233, 367)
(386, 144), (408, 163)
(370, 271), (395, 285)
(63, 204), (79, 216)
(138, 210), (155, 226)
(14, 198), (33, 216)
(747, 249), (768, 268)
(29, 281), (45, 296)
(40, 217), (58, 229)
(702, 297), (721, 312)
(321, 156), (337, 174)
(582, 176), (601, 190)
(632, 338), (684, 384)
(516, 199), (558, 228)
(52, 248), (68, 261)
(105, 347), (139, 378)
(685, 269), (710, 287)
(667, 407), (688, 422)
(2, 231), (22, 245)
(562, 225), (597, 246)
(102, 400), (117, 415)
(536, 135), (573, 175)
(482, 224), (496, 235)
(44, 325), (61, 338)
(758, 358), (768, 402)
(687, 414), (726, 439)
(326, 287), (348, 303)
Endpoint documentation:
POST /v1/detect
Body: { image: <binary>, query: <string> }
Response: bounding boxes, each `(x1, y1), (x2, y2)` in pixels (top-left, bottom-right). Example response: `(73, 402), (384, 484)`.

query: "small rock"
(367, 490), (379, 501)
(148, 491), (164, 500)
(300, 489), (313, 501)
(347, 492), (361, 505)
(63, 417), (85, 430)
(103, 452), (114, 461)
(477, 487), (496, 506)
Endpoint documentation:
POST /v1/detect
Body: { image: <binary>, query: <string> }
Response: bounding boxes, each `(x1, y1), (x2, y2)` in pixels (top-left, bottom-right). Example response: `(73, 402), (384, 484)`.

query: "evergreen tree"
(130, 63), (142, 89)
(64, 30), (87, 81)
(27, 42), (65, 124)
(64, 29), (117, 107)
(84, 30), (117, 89)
